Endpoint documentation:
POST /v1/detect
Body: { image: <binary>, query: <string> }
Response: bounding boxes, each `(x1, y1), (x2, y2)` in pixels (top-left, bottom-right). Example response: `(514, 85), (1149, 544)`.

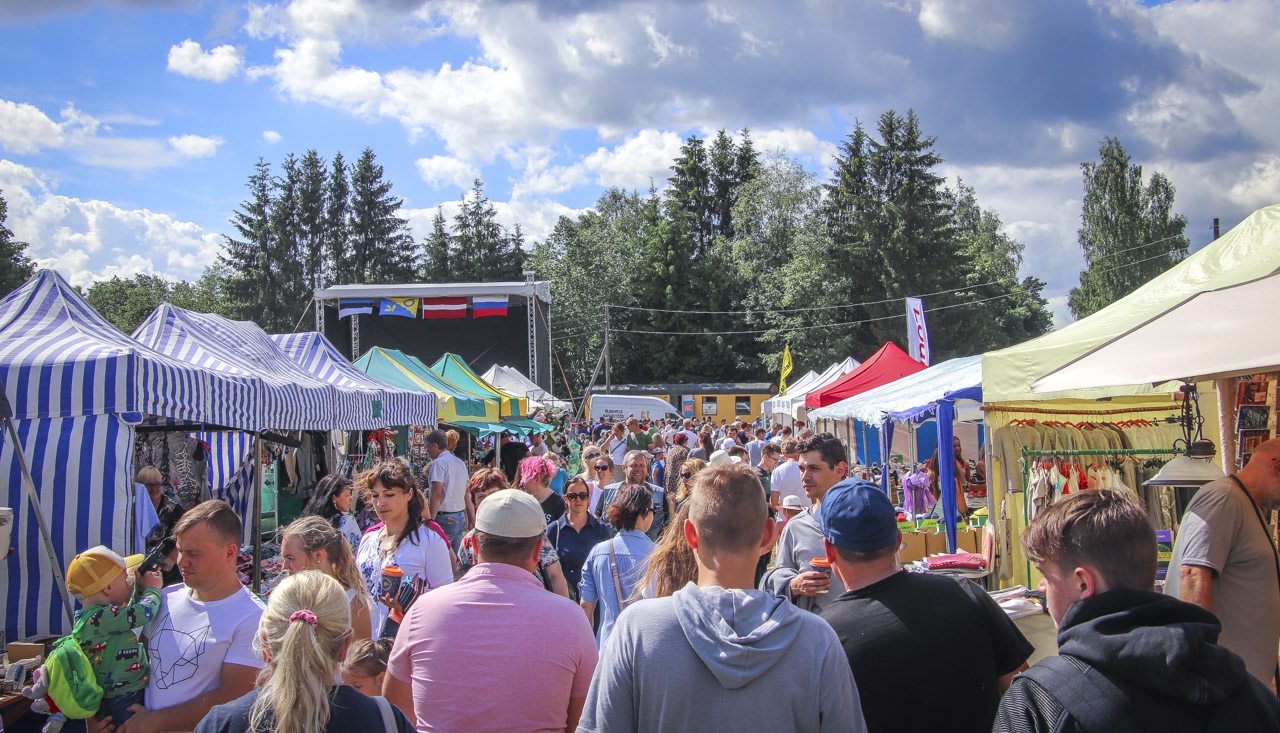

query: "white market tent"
(1032, 272), (1280, 391)
(481, 364), (572, 412)
(762, 369), (818, 415)
(771, 357), (860, 421)
(811, 354), (984, 554)
(0, 271), (266, 639)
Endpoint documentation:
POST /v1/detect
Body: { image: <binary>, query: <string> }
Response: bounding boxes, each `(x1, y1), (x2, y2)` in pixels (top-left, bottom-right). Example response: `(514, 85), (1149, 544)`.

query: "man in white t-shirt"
(427, 429), (469, 553)
(118, 500), (264, 733)
(529, 433), (549, 457)
(770, 438), (808, 509)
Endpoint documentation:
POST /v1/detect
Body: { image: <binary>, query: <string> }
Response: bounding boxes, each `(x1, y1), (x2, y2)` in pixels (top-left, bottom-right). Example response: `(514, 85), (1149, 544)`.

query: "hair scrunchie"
(289, 610), (319, 627)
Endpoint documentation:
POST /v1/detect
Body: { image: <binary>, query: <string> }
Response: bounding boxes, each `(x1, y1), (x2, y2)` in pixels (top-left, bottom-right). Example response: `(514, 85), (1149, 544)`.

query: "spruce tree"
(323, 152), (351, 285)
(450, 180), (524, 281)
(1068, 137), (1189, 320)
(220, 159), (297, 330)
(346, 148), (417, 283)
(296, 149), (329, 293)
(421, 207), (452, 282)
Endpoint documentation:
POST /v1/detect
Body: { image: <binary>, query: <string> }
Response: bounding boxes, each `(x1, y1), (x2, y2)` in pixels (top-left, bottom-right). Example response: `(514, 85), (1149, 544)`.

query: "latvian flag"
(338, 299), (375, 319)
(473, 295), (509, 318)
(422, 297), (467, 319)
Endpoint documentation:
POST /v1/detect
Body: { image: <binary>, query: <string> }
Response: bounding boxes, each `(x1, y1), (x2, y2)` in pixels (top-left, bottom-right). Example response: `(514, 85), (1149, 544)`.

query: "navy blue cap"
(818, 478), (898, 552)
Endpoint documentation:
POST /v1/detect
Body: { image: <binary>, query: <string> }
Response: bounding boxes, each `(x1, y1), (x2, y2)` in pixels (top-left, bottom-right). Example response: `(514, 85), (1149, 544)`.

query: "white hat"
(709, 449), (742, 465)
(780, 495), (805, 511)
(475, 489), (547, 539)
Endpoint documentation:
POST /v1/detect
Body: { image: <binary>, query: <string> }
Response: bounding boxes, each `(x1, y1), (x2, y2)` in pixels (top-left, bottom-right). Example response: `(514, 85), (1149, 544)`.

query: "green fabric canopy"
(353, 347), (498, 422)
(983, 203), (1280, 402)
(431, 352), (528, 417)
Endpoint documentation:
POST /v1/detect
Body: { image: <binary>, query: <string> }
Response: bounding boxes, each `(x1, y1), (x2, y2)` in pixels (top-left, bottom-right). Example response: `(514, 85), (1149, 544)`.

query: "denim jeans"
(60, 688), (145, 732)
(437, 510), (466, 555)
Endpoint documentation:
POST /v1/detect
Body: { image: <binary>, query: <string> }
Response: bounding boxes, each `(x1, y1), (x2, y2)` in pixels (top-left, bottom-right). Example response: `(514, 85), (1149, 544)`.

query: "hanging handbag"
(608, 538), (629, 610)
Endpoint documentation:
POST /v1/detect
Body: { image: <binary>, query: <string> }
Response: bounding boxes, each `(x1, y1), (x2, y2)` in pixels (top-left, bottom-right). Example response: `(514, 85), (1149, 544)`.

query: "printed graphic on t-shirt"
(148, 611), (211, 689)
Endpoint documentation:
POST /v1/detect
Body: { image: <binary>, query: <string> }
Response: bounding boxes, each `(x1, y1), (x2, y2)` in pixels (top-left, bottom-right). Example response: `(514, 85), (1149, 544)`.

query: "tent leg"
(252, 434), (263, 593)
(5, 416), (75, 626)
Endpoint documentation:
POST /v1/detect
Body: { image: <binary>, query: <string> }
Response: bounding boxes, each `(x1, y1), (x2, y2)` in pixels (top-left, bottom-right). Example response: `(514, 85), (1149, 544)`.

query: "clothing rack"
(982, 404), (1181, 417)
(1019, 446), (1181, 583)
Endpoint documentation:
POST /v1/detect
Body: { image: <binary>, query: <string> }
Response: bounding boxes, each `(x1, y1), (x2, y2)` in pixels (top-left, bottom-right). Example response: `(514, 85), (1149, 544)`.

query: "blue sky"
(2, 0), (1278, 327)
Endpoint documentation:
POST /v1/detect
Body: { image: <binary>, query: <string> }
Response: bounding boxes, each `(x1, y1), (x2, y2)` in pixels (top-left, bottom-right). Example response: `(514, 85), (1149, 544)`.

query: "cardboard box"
(958, 529), (982, 555)
(899, 532), (927, 565)
(6, 642), (44, 664)
(925, 530), (951, 556)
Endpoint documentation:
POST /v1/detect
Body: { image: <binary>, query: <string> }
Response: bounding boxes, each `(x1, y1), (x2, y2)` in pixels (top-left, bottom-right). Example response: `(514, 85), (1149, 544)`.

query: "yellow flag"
(779, 345), (794, 395)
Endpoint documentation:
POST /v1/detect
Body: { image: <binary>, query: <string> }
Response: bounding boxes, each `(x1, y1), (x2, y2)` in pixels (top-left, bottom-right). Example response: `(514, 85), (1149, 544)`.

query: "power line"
(599, 245), (1184, 338)
(606, 234), (1185, 317)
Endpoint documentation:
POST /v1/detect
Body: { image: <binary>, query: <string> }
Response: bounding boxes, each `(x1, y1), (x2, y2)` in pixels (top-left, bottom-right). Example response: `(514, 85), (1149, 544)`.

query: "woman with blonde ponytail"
(280, 516), (374, 639)
(195, 571), (415, 733)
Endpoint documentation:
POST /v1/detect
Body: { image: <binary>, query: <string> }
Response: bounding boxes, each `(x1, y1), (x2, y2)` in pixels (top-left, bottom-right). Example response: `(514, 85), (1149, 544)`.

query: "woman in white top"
(355, 458), (453, 637)
(280, 516), (372, 640)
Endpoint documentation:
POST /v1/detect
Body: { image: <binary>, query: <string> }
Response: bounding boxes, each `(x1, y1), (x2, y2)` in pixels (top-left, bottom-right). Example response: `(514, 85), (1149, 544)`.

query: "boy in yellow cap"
(63, 546), (164, 729)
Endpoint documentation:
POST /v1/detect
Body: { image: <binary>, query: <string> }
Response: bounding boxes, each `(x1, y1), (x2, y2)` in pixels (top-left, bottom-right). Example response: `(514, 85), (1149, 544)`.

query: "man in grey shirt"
(760, 433), (849, 613)
(576, 464), (864, 733)
(1165, 438), (1280, 685)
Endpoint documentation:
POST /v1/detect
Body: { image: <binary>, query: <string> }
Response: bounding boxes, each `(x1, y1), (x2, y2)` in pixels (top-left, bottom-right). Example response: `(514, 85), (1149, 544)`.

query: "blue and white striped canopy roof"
(0, 270), (260, 428)
(134, 305), (387, 431)
(271, 332), (436, 427)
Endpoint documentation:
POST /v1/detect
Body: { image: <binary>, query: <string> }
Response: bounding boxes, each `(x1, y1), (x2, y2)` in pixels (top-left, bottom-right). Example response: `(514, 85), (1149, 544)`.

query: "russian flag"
(473, 295), (509, 318)
(422, 297), (467, 319)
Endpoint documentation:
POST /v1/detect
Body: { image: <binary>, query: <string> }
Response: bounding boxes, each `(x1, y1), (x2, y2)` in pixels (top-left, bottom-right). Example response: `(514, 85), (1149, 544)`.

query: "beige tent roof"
(983, 203), (1280, 403)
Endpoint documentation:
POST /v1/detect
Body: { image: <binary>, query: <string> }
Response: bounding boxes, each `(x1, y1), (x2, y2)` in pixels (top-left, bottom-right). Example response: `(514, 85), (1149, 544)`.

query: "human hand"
(116, 704), (156, 733)
(139, 569), (163, 590)
(379, 592), (405, 614)
(85, 714), (115, 733)
(789, 571), (831, 597)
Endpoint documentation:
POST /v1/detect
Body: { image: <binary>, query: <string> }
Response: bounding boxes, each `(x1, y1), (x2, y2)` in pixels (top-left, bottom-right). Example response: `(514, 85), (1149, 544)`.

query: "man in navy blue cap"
(818, 478), (1032, 733)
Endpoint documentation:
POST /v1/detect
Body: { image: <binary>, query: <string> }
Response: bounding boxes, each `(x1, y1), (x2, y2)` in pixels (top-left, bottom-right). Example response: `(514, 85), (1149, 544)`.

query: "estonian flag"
(338, 299), (375, 319)
(473, 295), (509, 318)
(380, 297), (419, 318)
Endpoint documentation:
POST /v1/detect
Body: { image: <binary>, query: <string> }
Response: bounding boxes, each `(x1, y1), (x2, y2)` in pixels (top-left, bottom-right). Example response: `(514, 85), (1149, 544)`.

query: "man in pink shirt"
(384, 488), (598, 732)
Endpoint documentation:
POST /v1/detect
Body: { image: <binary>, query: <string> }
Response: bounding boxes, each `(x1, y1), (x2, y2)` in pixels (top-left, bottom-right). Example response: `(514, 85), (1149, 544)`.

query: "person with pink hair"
(518, 455), (565, 525)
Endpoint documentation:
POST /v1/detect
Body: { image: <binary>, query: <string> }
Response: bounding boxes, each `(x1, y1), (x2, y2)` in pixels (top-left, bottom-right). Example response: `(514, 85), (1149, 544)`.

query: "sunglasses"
(565, 492), (590, 501)
(595, 464), (610, 471)
(681, 472), (693, 479)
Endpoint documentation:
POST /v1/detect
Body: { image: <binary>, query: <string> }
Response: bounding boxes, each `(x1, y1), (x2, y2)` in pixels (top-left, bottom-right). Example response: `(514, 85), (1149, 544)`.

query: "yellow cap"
(66, 546), (145, 600)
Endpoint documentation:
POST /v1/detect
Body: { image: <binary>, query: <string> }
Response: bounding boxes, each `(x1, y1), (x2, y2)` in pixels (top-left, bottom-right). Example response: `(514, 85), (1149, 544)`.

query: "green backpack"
(44, 617), (104, 719)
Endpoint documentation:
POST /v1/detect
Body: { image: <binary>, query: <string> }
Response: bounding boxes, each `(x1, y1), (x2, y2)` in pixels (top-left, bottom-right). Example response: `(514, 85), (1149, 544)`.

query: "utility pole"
(603, 304), (611, 395)
(1213, 217), (1220, 240)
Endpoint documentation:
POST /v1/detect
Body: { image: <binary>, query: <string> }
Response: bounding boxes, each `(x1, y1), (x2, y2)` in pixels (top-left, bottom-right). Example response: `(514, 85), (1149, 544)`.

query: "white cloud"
(917, 0), (1026, 52)
(0, 160), (222, 288)
(751, 128), (839, 170)
(404, 196), (585, 246)
(167, 39), (244, 82)
(167, 134), (224, 159)
(415, 155), (480, 190)
(583, 129), (684, 190)
(0, 100), (68, 154)
(262, 129), (282, 144)
(0, 97), (223, 170)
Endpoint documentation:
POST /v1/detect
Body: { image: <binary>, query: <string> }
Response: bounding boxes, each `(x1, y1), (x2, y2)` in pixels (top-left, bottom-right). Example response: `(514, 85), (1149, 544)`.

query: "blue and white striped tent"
(134, 305), (386, 432)
(0, 271), (265, 640)
(271, 332), (436, 428)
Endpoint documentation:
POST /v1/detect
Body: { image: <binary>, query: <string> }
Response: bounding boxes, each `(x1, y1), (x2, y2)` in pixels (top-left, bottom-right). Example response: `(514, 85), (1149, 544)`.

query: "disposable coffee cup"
(808, 557), (832, 594)
(381, 565), (404, 598)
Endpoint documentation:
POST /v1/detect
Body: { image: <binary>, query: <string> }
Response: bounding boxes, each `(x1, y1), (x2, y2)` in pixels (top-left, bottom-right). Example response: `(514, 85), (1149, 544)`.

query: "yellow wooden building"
(589, 382), (775, 422)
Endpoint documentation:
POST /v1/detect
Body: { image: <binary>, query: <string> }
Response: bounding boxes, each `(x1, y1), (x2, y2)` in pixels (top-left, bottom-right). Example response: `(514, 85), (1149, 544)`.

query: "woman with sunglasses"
(546, 476), (614, 602)
(587, 455), (615, 517)
(673, 457), (707, 515)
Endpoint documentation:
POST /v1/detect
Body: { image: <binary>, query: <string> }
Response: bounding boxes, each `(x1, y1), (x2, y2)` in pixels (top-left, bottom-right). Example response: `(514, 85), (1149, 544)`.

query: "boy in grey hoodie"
(577, 464), (865, 733)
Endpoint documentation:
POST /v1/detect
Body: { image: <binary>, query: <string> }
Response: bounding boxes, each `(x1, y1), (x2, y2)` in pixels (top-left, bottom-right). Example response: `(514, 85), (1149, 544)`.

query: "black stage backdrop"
(322, 302), (552, 393)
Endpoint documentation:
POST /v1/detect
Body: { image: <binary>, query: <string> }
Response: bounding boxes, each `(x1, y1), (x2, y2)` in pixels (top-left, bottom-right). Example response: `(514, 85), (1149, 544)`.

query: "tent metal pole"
(5, 415), (75, 625)
(252, 433), (264, 593)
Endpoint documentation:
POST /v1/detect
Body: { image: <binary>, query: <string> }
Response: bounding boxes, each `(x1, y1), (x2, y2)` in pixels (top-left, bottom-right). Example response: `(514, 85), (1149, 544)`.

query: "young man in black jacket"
(995, 489), (1280, 733)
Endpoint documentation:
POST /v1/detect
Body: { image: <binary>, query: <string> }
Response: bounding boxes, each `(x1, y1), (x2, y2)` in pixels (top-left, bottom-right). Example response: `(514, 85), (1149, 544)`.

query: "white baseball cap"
(475, 489), (547, 539)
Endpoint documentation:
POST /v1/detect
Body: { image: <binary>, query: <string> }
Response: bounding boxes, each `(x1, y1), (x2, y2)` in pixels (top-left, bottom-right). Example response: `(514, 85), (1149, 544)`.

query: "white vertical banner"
(906, 297), (931, 365)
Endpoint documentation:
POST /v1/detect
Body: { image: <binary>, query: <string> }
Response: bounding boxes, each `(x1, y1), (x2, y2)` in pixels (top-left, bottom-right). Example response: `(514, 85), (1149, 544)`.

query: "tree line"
(0, 111), (1190, 397)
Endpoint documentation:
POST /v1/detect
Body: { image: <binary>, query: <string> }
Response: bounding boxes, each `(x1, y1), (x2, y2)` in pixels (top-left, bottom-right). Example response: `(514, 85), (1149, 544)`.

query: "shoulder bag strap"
(608, 537), (628, 610)
(1018, 656), (1143, 733)
(373, 695), (398, 733)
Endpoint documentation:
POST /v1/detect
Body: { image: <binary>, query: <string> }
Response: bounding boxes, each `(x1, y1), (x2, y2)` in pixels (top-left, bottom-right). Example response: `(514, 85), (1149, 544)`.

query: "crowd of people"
(39, 419), (1280, 733)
